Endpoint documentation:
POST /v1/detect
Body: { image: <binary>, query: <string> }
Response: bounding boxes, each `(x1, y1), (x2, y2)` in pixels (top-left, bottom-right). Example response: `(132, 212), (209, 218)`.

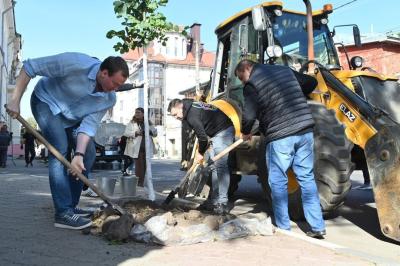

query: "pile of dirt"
(91, 199), (273, 244)
(91, 200), (225, 238)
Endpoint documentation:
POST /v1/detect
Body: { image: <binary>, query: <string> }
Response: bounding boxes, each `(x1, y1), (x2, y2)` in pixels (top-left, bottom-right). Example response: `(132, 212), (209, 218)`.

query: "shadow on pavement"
(339, 182), (400, 245)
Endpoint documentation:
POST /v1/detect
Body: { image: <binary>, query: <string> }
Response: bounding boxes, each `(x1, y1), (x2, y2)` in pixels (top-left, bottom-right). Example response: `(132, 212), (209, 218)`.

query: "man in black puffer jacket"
(235, 59), (326, 239)
(168, 98), (234, 215)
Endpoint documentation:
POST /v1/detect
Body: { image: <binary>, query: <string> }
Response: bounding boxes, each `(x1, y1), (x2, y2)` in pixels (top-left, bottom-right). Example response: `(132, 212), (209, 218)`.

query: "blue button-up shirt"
(23, 52), (116, 137)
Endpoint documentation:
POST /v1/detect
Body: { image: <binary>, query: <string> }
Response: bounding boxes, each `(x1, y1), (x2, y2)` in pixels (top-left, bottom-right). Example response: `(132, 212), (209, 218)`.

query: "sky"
(14, 0), (400, 118)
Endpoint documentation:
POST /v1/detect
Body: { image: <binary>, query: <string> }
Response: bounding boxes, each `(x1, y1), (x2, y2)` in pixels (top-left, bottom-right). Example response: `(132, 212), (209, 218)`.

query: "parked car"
(94, 122), (126, 162)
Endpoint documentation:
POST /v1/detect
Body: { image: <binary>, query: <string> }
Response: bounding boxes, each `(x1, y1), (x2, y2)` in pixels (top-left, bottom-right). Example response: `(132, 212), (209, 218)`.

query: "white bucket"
(96, 176), (117, 197)
(120, 175), (138, 197)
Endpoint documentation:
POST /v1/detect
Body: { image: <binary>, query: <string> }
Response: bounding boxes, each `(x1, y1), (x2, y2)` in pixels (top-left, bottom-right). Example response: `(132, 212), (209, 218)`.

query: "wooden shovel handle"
(11, 110), (112, 204)
(211, 139), (244, 163)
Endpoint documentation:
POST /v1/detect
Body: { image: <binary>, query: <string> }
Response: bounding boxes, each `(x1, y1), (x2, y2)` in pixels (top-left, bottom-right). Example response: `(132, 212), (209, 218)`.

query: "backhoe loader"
(187, 1), (400, 241)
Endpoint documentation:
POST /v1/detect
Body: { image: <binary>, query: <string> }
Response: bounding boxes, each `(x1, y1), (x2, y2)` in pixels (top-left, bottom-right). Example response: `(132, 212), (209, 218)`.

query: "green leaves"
(107, 0), (175, 53)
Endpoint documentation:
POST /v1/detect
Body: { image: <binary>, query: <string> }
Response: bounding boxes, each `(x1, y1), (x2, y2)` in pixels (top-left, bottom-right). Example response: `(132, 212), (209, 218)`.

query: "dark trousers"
(135, 151), (146, 187)
(25, 145), (35, 164)
(0, 147), (7, 167)
(123, 155), (134, 172)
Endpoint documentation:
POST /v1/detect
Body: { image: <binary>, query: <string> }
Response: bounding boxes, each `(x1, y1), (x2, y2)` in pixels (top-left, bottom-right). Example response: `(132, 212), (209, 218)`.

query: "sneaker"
(306, 229), (326, 239)
(74, 207), (96, 217)
(197, 200), (215, 212)
(54, 214), (92, 230)
(81, 188), (98, 198)
(213, 203), (229, 215)
(122, 172), (129, 176)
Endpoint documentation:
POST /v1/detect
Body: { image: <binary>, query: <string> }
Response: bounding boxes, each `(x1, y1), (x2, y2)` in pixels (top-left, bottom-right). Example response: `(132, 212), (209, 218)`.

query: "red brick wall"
(338, 42), (400, 77)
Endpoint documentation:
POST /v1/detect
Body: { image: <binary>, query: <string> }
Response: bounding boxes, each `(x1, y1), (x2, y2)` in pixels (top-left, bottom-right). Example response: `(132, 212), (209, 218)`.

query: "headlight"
(274, 9), (283, 17)
(266, 45), (283, 58)
(273, 45), (283, 58)
(320, 18), (328, 25)
(350, 56), (363, 69)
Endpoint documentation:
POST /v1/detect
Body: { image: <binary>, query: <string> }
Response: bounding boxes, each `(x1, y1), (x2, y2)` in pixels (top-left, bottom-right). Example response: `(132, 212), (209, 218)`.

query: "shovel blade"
(365, 125), (400, 242)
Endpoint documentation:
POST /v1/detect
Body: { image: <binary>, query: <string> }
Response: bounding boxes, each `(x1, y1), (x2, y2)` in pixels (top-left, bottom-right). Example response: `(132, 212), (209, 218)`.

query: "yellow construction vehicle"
(191, 1), (400, 241)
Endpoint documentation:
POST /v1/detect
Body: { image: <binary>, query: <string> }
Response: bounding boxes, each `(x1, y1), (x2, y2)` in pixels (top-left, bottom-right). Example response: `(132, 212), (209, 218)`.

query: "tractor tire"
(288, 102), (354, 220)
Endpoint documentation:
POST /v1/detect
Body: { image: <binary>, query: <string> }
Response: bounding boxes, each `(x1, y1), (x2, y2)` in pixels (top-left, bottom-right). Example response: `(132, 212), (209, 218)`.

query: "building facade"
(113, 24), (215, 159)
(0, 0), (22, 156)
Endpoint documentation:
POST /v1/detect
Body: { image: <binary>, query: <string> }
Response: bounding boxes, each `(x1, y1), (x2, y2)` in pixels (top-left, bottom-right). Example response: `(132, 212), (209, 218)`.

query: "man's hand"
(70, 156), (86, 179)
(241, 133), (253, 141)
(5, 100), (20, 119)
(195, 152), (204, 164)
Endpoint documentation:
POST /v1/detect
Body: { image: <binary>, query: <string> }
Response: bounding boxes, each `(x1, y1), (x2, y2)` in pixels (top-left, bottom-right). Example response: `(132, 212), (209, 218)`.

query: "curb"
(276, 229), (400, 265)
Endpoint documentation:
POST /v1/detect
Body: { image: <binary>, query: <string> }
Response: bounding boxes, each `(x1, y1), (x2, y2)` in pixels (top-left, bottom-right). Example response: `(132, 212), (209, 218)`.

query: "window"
(149, 108), (163, 126)
(174, 37), (178, 57)
(270, 12), (339, 68)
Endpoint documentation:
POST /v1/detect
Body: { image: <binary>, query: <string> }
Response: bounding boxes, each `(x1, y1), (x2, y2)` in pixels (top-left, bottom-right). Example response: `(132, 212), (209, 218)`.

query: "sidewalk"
(0, 159), (372, 266)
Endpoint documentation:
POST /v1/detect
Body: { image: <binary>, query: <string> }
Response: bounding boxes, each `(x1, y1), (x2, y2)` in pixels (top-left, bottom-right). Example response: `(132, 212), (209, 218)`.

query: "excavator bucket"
(364, 124), (400, 241)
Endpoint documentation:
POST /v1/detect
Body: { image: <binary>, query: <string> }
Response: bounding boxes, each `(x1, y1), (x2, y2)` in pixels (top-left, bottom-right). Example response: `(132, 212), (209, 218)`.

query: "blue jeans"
(206, 126), (235, 205)
(31, 93), (96, 218)
(266, 132), (325, 231)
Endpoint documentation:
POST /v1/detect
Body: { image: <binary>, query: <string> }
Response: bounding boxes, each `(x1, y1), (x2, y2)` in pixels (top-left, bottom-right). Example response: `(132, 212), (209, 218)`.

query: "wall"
(0, 1), (23, 156)
(112, 61), (212, 159)
(163, 64), (211, 158)
(338, 42), (400, 77)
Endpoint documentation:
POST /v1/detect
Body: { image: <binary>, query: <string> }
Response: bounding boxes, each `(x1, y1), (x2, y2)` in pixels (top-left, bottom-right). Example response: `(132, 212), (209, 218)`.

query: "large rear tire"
(288, 102), (354, 219)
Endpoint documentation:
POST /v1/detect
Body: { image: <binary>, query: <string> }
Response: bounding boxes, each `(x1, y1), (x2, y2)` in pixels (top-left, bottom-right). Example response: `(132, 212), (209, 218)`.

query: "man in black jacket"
(22, 128), (36, 167)
(0, 125), (11, 168)
(168, 98), (234, 214)
(235, 59), (326, 238)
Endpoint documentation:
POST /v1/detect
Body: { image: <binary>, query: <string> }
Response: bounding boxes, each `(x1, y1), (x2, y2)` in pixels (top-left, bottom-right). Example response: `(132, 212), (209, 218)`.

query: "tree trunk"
(143, 48), (155, 201)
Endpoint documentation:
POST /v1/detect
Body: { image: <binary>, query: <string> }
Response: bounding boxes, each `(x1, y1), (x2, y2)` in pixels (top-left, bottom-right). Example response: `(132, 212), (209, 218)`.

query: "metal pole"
(303, 0), (315, 72)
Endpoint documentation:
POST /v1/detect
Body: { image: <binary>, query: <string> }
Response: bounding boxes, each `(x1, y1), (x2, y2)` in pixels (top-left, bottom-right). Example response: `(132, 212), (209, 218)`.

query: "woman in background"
(123, 108), (157, 186)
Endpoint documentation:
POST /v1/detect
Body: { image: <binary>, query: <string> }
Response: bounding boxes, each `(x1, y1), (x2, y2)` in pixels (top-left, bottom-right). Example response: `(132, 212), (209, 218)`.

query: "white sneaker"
(81, 188), (98, 197)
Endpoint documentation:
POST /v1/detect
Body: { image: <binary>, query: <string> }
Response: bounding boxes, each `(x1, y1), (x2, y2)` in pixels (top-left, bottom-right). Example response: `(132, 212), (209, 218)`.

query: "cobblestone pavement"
(0, 158), (372, 266)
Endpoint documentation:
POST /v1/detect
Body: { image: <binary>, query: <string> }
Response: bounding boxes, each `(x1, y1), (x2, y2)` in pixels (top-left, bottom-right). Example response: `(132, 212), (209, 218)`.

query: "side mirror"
(332, 24), (362, 47)
(353, 25), (362, 47)
(251, 6), (267, 31)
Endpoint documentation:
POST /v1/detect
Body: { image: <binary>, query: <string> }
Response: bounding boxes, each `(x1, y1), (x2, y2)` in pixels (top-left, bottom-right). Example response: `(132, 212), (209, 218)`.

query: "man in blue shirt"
(7, 52), (128, 230)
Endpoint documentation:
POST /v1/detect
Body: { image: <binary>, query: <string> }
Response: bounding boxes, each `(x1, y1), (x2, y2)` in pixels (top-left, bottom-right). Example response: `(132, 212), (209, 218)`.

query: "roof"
(341, 35), (400, 47)
(123, 45), (215, 68)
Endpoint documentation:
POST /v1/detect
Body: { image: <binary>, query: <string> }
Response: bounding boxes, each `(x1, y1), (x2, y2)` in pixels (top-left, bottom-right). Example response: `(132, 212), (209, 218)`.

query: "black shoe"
(122, 172), (129, 176)
(213, 203), (229, 215)
(197, 200), (214, 212)
(306, 230), (326, 239)
(25, 164), (28, 167)
(30, 162), (33, 167)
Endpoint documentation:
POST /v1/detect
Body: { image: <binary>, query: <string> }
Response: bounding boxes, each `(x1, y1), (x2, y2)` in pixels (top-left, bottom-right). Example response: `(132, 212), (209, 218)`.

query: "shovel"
(164, 138), (243, 204)
(8, 108), (126, 216)
(163, 162), (200, 205)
